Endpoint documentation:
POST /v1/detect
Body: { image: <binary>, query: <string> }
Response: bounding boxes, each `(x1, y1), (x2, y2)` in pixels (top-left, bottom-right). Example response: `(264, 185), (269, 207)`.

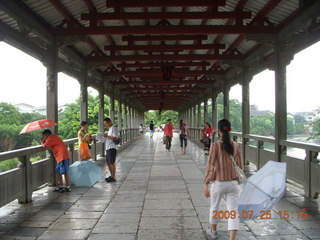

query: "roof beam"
(117, 61), (211, 68)
(106, 0), (226, 8)
(120, 87), (205, 91)
(111, 80), (215, 86)
(127, 92), (195, 96)
(0, 0), (54, 44)
(81, 11), (251, 21)
(54, 25), (279, 35)
(104, 43), (225, 52)
(103, 69), (225, 77)
(87, 54), (244, 62)
(122, 35), (207, 42)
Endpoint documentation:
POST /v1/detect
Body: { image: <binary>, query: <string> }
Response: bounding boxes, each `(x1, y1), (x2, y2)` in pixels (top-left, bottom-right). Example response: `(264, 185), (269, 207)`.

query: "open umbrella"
(69, 161), (102, 187)
(238, 160), (287, 222)
(19, 119), (57, 134)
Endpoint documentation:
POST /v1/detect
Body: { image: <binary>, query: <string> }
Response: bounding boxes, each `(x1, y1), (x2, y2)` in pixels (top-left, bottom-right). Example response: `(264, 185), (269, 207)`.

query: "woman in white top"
(139, 123), (144, 136)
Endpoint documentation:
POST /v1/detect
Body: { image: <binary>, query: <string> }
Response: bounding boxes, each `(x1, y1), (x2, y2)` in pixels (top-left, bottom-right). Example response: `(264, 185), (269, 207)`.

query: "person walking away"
(202, 122), (214, 155)
(78, 121), (93, 161)
(149, 121), (155, 138)
(203, 119), (243, 240)
(41, 129), (71, 192)
(139, 123), (144, 136)
(96, 117), (119, 182)
(179, 119), (189, 155)
(164, 119), (174, 152)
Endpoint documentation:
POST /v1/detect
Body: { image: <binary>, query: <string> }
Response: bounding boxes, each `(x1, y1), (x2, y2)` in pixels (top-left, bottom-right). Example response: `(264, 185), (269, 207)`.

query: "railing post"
(257, 140), (264, 169)
(68, 143), (75, 164)
(18, 155), (32, 203)
(92, 139), (97, 161)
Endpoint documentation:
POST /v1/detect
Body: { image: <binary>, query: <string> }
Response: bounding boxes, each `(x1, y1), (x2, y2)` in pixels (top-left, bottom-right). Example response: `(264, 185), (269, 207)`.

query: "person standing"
(139, 123), (144, 136)
(202, 122), (214, 155)
(164, 119), (174, 152)
(203, 119), (243, 240)
(78, 121), (92, 161)
(96, 117), (119, 182)
(41, 129), (71, 192)
(149, 121), (155, 138)
(179, 119), (189, 155)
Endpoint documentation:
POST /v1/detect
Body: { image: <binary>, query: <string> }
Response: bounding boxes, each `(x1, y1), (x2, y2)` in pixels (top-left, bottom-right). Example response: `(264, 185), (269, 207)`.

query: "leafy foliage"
(144, 110), (178, 126)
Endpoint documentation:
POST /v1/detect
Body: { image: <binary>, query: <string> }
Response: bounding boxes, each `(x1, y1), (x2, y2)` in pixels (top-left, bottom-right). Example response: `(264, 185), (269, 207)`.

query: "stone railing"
(0, 128), (139, 208)
(230, 132), (320, 199)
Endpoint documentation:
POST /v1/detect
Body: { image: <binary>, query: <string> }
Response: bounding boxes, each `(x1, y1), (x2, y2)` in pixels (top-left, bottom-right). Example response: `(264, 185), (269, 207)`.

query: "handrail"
(0, 138), (78, 162)
(280, 139), (320, 152)
(245, 134), (275, 143)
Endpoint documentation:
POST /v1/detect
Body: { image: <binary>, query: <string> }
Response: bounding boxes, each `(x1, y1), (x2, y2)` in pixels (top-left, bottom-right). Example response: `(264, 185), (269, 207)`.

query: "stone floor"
(0, 132), (320, 240)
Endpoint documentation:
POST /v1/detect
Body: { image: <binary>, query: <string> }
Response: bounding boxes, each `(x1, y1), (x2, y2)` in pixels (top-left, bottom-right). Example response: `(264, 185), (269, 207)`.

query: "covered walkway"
(1, 133), (319, 240)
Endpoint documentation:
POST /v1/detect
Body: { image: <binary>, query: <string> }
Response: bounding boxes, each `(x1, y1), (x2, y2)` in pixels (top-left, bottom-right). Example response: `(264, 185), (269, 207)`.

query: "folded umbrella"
(238, 160), (287, 221)
(69, 161), (102, 187)
(19, 119), (57, 134)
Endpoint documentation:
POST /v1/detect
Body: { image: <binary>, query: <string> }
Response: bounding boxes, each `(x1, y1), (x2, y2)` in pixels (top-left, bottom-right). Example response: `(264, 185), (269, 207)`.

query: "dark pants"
(166, 136), (172, 150)
(179, 134), (187, 147)
(204, 138), (211, 151)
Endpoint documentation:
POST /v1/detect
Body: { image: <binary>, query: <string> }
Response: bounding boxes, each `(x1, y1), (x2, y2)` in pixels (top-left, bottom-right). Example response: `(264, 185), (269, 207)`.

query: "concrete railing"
(230, 132), (320, 199)
(0, 128), (139, 208)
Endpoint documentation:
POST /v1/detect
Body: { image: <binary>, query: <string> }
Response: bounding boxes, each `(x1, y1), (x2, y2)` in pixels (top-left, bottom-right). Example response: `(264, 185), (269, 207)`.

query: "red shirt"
(164, 124), (173, 137)
(43, 135), (69, 163)
(202, 127), (213, 138)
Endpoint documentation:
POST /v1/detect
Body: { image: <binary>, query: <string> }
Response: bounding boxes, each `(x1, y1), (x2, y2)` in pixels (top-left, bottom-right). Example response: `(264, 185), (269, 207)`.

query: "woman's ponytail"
(218, 119), (233, 155)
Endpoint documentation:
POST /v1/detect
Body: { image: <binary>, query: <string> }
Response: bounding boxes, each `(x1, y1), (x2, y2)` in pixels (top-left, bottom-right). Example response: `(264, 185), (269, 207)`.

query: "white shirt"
(139, 125), (143, 132)
(96, 125), (119, 150)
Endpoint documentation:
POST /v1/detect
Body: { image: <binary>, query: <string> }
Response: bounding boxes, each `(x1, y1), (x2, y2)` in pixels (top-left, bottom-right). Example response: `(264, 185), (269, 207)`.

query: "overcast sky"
(0, 41), (319, 113)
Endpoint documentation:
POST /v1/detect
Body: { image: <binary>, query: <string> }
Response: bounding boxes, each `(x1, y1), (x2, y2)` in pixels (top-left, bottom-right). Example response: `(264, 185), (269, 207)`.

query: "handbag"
(162, 136), (167, 144)
(230, 156), (246, 184)
(113, 138), (121, 145)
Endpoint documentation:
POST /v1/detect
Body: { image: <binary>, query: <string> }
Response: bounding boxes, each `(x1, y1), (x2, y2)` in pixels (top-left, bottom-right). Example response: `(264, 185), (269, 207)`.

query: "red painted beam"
(111, 80), (214, 86)
(106, 0), (226, 8)
(81, 11), (251, 21)
(104, 43), (225, 52)
(87, 54), (243, 62)
(127, 92), (195, 96)
(120, 87), (204, 91)
(103, 70), (225, 77)
(122, 35), (207, 42)
(117, 61), (211, 68)
(55, 25), (278, 35)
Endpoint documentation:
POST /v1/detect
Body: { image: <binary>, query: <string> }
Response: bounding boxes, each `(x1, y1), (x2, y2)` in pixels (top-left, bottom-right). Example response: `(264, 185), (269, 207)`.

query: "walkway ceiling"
(1, 0), (320, 111)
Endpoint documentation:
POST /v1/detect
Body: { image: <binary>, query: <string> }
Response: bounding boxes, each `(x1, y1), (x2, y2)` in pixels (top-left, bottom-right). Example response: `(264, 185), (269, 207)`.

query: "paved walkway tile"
(1, 133), (320, 239)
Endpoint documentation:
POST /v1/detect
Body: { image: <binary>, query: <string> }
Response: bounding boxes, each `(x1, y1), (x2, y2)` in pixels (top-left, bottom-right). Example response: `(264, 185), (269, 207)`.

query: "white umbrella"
(238, 160), (287, 221)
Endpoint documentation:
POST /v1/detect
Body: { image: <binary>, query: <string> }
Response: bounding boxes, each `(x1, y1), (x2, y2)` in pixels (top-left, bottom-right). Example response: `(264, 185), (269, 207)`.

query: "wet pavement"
(0, 133), (319, 240)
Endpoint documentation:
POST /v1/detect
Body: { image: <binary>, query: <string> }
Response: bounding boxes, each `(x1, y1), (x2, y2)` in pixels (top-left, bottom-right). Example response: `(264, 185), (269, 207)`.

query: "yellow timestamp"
(212, 210), (309, 220)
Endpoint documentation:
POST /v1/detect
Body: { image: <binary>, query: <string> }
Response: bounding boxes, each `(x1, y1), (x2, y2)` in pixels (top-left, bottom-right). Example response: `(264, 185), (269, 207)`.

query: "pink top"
(204, 141), (243, 184)
(164, 124), (173, 137)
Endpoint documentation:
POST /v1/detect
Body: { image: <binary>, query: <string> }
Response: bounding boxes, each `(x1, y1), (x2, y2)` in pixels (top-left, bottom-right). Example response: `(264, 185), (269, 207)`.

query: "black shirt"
(149, 123), (154, 130)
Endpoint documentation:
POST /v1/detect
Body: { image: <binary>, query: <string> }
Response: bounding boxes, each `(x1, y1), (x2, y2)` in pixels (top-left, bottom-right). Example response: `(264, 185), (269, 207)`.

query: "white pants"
(209, 181), (240, 231)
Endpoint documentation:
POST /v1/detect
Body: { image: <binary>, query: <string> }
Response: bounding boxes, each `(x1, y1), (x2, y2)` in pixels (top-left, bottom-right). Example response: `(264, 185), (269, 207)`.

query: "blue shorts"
(106, 149), (117, 164)
(56, 159), (70, 174)
(150, 130), (154, 134)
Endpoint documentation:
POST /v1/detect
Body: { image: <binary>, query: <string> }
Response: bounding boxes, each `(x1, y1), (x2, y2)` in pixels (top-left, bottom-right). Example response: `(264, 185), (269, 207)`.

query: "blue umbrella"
(69, 161), (102, 187)
(238, 161), (287, 222)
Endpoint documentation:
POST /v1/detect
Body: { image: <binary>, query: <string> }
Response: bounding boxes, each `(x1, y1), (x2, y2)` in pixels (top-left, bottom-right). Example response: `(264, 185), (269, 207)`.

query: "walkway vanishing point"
(1, 133), (320, 240)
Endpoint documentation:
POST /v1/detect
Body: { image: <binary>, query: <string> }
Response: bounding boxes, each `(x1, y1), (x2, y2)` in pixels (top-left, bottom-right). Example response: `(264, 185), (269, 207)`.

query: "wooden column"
(223, 83), (230, 120)
(98, 86), (105, 157)
(109, 86), (115, 122)
(45, 48), (58, 133)
(80, 70), (88, 122)
(203, 95), (208, 123)
(211, 89), (218, 141)
(241, 70), (252, 165)
(274, 42), (292, 162)
(118, 100), (122, 131)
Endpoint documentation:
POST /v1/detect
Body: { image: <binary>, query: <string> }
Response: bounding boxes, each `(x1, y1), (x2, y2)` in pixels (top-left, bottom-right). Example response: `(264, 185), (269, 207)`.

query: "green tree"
(310, 119), (320, 139)
(0, 102), (21, 125)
